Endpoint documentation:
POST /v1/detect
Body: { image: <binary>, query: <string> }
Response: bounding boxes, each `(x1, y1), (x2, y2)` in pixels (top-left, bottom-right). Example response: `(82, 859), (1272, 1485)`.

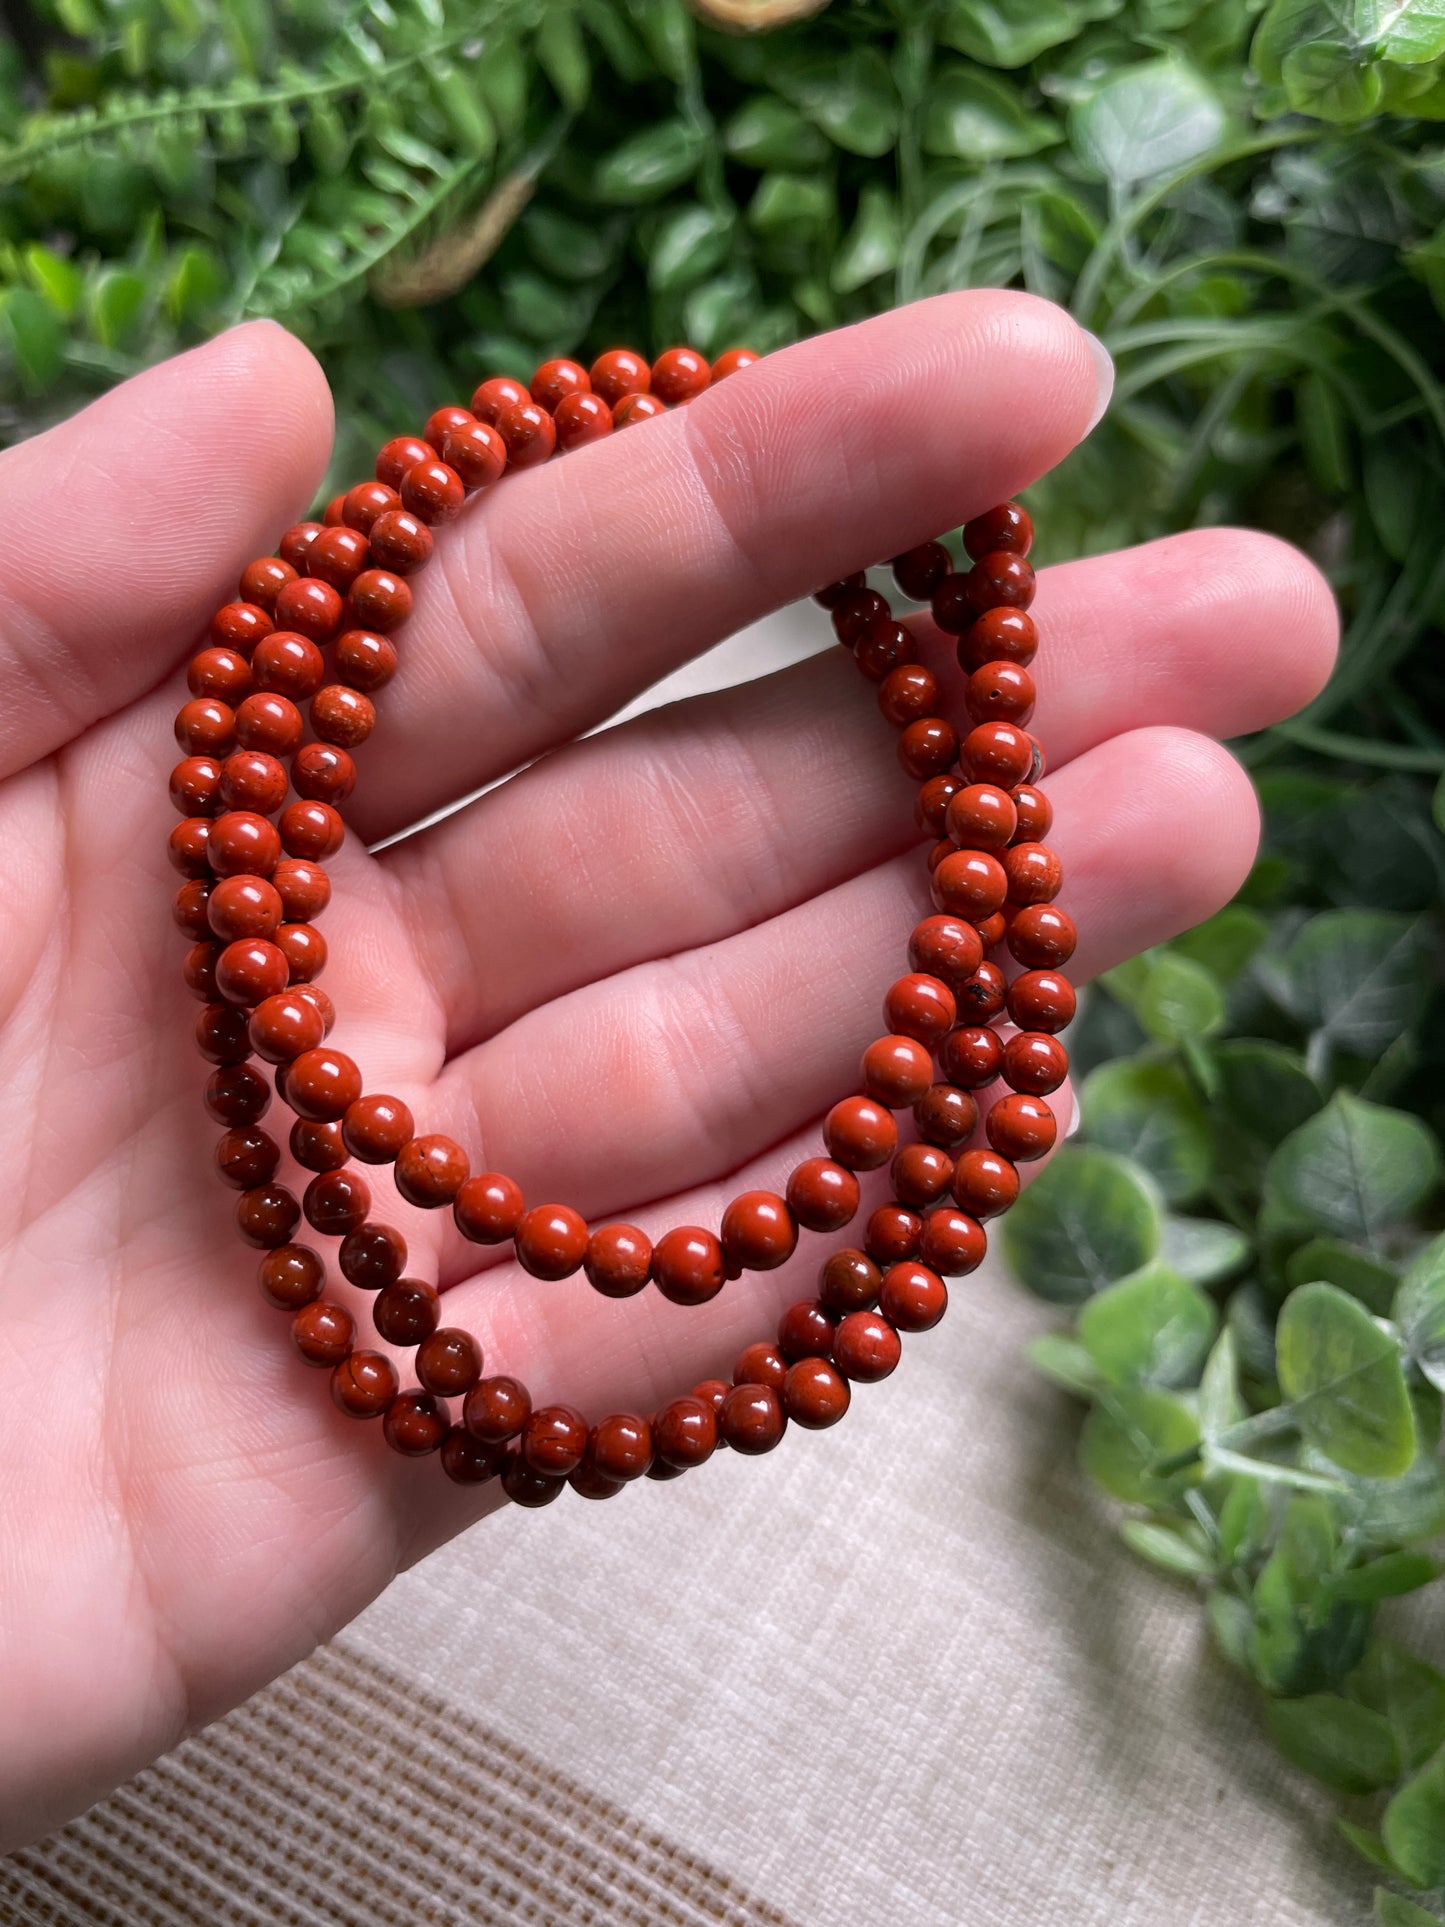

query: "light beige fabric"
(1, 613), (1375, 1925)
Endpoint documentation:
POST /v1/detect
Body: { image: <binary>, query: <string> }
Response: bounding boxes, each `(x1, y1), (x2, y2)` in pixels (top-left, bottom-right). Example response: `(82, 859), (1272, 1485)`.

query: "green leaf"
(1218, 1471), (1268, 1565)
(774, 48), (900, 158)
(24, 243), (83, 317)
(1282, 912), (1433, 1060)
(1267, 1694), (1400, 1795)
(1137, 952), (1226, 1044)
(1160, 1215), (1251, 1286)
(1385, 1745), (1445, 1890)
(1376, 0), (1445, 64)
(1200, 1328), (1247, 1442)
(1082, 1055), (1212, 1204)
(0, 287), (64, 389)
(1249, 1536), (1372, 1695)
(1282, 39), (1383, 122)
(938, 0), (1089, 68)
(1287, 1237), (1399, 1316)
(1027, 1331), (1106, 1397)
(1394, 1233), (1445, 1393)
(1001, 1146), (1161, 1305)
(1080, 1386), (1200, 1503)
(86, 267), (145, 350)
(722, 95), (830, 170)
(1209, 1587), (1253, 1671)
(1070, 57), (1226, 185)
(1213, 1041), (1323, 1152)
(1078, 1263), (1217, 1387)
(922, 65), (1061, 161)
(1276, 1281), (1417, 1478)
(1265, 1093), (1441, 1247)
(594, 120), (704, 203)
(1329, 1551), (1441, 1603)
(1170, 905), (1269, 985)
(535, 9), (591, 111)
(1120, 1517), (1214, 1578)
(648, 204), (734, 293)
(1338, 1823), (1397, 1875)
(747, 172), (834, 235)
(831, 184), (899, 294)
(1375, 1893), (1445, 1927)
(1351, 1640), (1445, 1776)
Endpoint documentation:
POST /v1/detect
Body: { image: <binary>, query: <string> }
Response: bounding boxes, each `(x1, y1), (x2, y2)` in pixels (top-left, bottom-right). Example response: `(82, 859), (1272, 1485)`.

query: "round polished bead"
(589, 348), (650, 404)
(968, 550), (1035, 613)
(440, 1428), (507, 1484)
(878, 662), (939, 727)
(454, 1171), (525, 1244)
(424, 403), (475, 453)
(583, 1223), (653, 1298)
(348, 568), (412, 633)
(891, 541), (950, 601)
(400, 459), (465, 523)
(931, 850), (1007, 921)
(383, 1391), (448, 1456)
(323, 495), (346, 525)
(343, 481), (401, 532)
(589, 1413), (652, 1482)
(823, 1095), (898, 1170)
(194, 1003), (251, 1064)
(278, 923), (327, 990)
(239, 556), (295, 610)
(967, 661), (1036, 727)
(651, 1226), (727, 1305)
(374, 1277), (441, 1347)
(883, 973), (956, 1048)
(891, 1142), (954, 1208)
(976, 910), (1007, 950)
(1002, 1032), (1069, 1095)
(332, 634), (398, 701)
(814, 572), (866, 610)
(206, 875), (280, 942)
(338, 1220), (407, 1291)
(274, 577), (343, 643)
(719, 1383), (785, 1454)
(367, 511), (433, 577)
(832, 587), (889, 646)
(958, 606), (1038, 674)
(340, 1095), (415, 1165)
(169, 817), (212, 877)
(1007, 904), (1077, 969)
(945, 784), (1018, 852)
(292, 983), (335, 1035)
(987, 1093), (1058, 1161)
(215, 1125), (279, 1190)
(216, 937), (289, 1007)
(955, 959), (1008, 1022)
(331, 1351), (398, 1419)
(721, 1191), (798, 1272)
(811, 1261), (880, 1335)
(271, 858), (330, 924)
(898, 717), (960, 780)
(930, 572), (974, 635)
(441, 419), (507, 490)
(777, 1298), (835, 1362)
(913, 1082), (978, 1149)
(279, 522), (324, 571)
(915, 773), (962, 837)
(952, 1149), (1019, 1219)
(175, 697), (234, 756)
(236, 1183), (300, 1249)
(495, 400), (556, 468)
(464, 1375), (531, 1443)
(654, 1396), (717, 1468)
(233, 692), (303, 758)
(651, 346), (710, 405)
(252, 631), (325, 699)
(865, 1203), (922, 1266)
(515, 1204), (588, 1280)
(286, 1048), (362, 1122)
(377, 436), (435, 490)
(170, 755), (221, 815)
(964, 502), (1032, 558)
(908, 915), (983, 990)
(207, 811), (281, 877)
(711, 346), (758, 381)
(530, 357), (590, 411)
(248, 992), (323, 1063)
(861, 1035), (934, 1109)
(928, 838), (956, 875)
(786, 1157), (860, 1233)
(501, 1456), (566, 1507)
(1007, 969), (1077, 1033)
(189, 646), (252, 703)
(522, 1405), (588, 1476)
(204, 1062), (271, 1126)
(1003, 842), (1063, 906)
(961, 722), (1036, 788)
(854, 620), (915, 682)
(934, 1031), (999, 1099)
(470, 375), (528, 423)
(692, 1379), (731, 1424)
(613, 393), (665, 428)
(1010, 783), (1053, 841)
(918, 1208), (986, 1278)
(303, 1167), (371, 1237)
(416, 1328), (483, 1399)
(879, 1261), (948, 1331)
(569, 1463), (624, 1503)
(279, 800), (345, 861)
(288, 1118), (346, 1174)
(391, 1134), (468, 1208)
(832, 1311), (902, 1383)
(782, 1358), (851, 1430)
(734, 1342), (788, 1391)
(305, 525), (369, 592)
(291, 1299), (355, 1367)
(218, 750), (287, 816)
(292, 743), (356, 805)
(182, 941), (221, 1000)
(211, 601), (272, 654)
(258, 1243), (326, 1311)
(554, 391), (614, 450)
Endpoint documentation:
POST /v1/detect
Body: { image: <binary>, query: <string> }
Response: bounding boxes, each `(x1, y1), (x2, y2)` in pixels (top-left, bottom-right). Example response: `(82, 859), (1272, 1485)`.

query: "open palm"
(0, 293), (1337, 1850)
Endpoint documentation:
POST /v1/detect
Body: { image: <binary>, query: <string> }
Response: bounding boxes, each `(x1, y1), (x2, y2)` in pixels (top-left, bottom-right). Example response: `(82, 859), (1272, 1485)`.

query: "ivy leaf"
(1267, 1093), (1440, 1248)
(1375, 0), (1445, 65)
(1213, 1040), (1323, 1152)
(1080, 1385), (1200, 1503)
(1078, 1262), (1217, 1386)
(1281, 912), (1432, 1060)
(1282, 39), (1385, 121)
(1286, 1236), (1399, 1315)
(1082, 1055), (1212, 1204)
(1385, 1745), (1445, 1890)
(1276, 1280), (1417, 1478)
(922, 64), (1061, 161)
(1267, 1694), (1401, 1795)
(1001, 1146), (1161, 1304)
(1070, 56), (1226, 184)
(1394, 1233), (1445, 1393)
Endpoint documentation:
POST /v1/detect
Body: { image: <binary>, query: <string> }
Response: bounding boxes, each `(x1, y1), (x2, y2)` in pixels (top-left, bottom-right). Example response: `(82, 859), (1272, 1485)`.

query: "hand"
(0, 294), (1336, 1848)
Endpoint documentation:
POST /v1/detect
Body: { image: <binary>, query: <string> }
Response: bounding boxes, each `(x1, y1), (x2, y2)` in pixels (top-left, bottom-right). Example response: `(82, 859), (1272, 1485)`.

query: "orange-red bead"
(651, 346), (710, 406)
(651, 1226), (726, 1305)
(589, 349), (650, 404)
(515, 1204), (588, 1280)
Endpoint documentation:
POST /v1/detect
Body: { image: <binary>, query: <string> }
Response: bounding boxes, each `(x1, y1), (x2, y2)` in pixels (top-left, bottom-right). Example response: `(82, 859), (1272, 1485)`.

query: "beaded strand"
(169, 343), (1075, 1507)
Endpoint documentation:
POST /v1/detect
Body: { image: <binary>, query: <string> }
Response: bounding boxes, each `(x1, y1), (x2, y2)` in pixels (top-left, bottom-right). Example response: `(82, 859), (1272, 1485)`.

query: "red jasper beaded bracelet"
(169, 341), (1075, 1509)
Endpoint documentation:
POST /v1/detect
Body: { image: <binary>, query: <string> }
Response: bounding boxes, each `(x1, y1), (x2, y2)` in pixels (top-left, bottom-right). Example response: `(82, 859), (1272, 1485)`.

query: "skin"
(0, 292), (1338, 1850)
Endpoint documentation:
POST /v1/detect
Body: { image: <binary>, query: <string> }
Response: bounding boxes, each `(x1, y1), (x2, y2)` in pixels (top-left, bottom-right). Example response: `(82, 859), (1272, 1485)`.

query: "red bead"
(454, 1171), (525, 1244)
(207, 811), (281, 878)
(331, 1351), (398, 1419)
(374, 1277), (440, 1347)
(976, 910), (1007, 950)
(218, 749), (287, 816)
(169, 756), (221, 815)
(883, 973), (956, 1048)
(818, 1249), (881, 1315)
(584, 1223), (653, 1298)
(814, 573), (866, 610)
(236, 1183), (300, 1249)
(651, 346), (710, 406)
(831, 587), (889, 646)
(719, 1384), (786, 1454)
(323, 494), (346, 526)
(898, 717), (959, 781)
(861, 1035), (934, 1109)
(710, 346), (759, 382)
(441, 419), (507, 490)
(915, 774), (962, 836)
(967, 661), (1036, 727)
(424, 403), (475, 453)
(416, 1327), (483, 1398)
(589, 1413), (652, 1482)
(292, 743), (356, 805)
(441, 1428), (507, 1484)
(205, 1062), (271, 1126)
(720, 1191), (798, 1271)
(854, 619), (915, 682)
(274, 577), (344, 643)
(653, 1396), (717, 1468)
(1003, 842), (1063, 905)
(1007, 904), (1077, 969)
(303, 1167), (371, 1236)
(335, 629), (399, 691)
(945, 784), (1017, 852)
(501, 1456), (566, 1507)
(939, 1025), (1003, 1090)
(522, 1405), (588, 1476)
(215, 1125), (280, 1190)
(235, 692), (303, 757)
(908, 915), (983, 990)
(918, 1208), (986, 1278)
(338, 1221), (407, 1292)
(494, 399), (557, 468)
(890, 1142), (954, 1208)
(286, 1047), (362, 1122)
(211, 601), (272, 655)
(194, 1003), (251, 1064)
(1011, 783), (1053, 840)
(239, 557), (295, 610)
(891, 541), (950, 601)
(650, 1226), (726, 1305)
(279, 801), (345, 860)
(396, 1134), (470, 1207)
(964, 502), (1032, 558)
(913, 1083), (978, 1149)
(782, 1358), (850, 1429)
(376, 435), (434, 489)
(216, 937), (289, 1006)
(400, 460), (465, 524)
(823, 1095), (897, 1171)
(879, 1261), (949, 1331)
(554, 391), (614, 450)
(1002, 1032), (1069, 1095)
(342, 482), (400, 532)
(291, 1299), (354, 1367)
(1007, 969), (1076, 1033)
(258, 1243), (325, 1311)
(367, 511), (433, 576)
(279, 522), (324, 571)
(174, 697), (234, 756)
(777, 1298), (835, 1362)
(340, 1094), (415, 1164)
(734, 1341), (788, 1390)
(470, 375), (528, 423)
(291, 1115), (351, 1171)
(987, 1093), (1058, 1161)
(786, 1157), (860, 1233)
(464, 1375), (531, 1443)
(305, 525), (369, 592)
(530, 357), (590, 411)
(614, 393), (665, 428)
(967, 550), (1035, 612)
(878, 662), (939, 727)
(930, 573), (974, 635)
(189, 647), (252, 703)
(589, 349), (650, 405)
(309, 685), (375, 749)
(952, 1149), (1019, 1219)
(865, 1203), (921, 1266)
(515, 1204), (588, 1279)
(958, 607), (1038, 673)
(955, 959), (1007, 1022)
(271, 858), (330, 923)
(961, 722), (1036, 788)
(348, 569), (412, 633)
(383, 1391), (448, 1457)
(275, 919), (327, 982)
(182, 940), (220, 1000)
(252, 631), (325, 699)
(832, 1312), (901, 1383)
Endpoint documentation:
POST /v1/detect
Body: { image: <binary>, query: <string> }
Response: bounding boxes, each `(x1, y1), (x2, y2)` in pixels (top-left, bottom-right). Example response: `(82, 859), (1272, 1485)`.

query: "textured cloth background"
(1, 612), (1379, 1926)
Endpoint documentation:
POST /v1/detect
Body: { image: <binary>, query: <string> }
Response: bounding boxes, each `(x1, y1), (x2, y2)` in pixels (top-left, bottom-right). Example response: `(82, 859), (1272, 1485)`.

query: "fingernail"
(1081, 328), (1114, 434)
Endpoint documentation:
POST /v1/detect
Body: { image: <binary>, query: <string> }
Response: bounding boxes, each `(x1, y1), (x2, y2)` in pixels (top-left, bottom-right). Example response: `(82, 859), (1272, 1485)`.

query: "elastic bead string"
(170, 344), (1075, 1508)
